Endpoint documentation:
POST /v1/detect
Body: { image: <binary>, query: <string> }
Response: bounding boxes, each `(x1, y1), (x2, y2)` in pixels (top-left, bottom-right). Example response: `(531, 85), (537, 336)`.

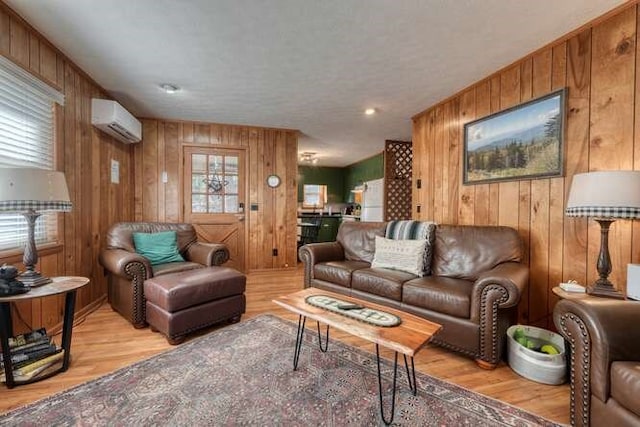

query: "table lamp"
(0, 168), (72, 286)
(566, 170), (640, 299)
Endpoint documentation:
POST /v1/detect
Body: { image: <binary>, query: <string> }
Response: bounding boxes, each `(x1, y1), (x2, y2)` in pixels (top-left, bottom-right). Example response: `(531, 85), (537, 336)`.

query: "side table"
(551, 286), (591, 300)
(0, 276), (89, 388)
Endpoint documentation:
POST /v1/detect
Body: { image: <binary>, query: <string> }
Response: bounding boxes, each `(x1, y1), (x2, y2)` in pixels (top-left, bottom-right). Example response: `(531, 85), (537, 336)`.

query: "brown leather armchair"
(99, 222), (229, 328)
(554, 298), (640, 427)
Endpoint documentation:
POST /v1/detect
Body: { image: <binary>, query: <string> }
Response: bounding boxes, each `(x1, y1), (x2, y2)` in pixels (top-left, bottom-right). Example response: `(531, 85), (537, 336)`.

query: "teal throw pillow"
(132, 231), (185, 266)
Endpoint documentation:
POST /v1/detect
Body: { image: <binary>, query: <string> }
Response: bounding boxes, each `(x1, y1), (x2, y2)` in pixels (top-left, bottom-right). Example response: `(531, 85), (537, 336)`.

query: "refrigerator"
(361, 178), (384, 222)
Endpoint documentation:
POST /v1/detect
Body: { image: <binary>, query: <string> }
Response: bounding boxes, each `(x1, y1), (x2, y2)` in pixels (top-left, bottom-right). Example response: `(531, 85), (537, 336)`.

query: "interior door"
(183, 146), (246, 272)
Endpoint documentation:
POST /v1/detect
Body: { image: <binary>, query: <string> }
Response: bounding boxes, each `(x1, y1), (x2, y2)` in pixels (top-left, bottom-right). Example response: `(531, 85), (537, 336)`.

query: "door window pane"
(208, 195), (223, 213)
(192, 174), (207, 193)
(209, 155), (223, 174)
(192, 195), (207, 212)
(226, 175), (238, 193)
(192, 154), (207, 173)
(206, 174), (227, 194)
(225, 156), (238, 174)
(225, 195), (238, 213)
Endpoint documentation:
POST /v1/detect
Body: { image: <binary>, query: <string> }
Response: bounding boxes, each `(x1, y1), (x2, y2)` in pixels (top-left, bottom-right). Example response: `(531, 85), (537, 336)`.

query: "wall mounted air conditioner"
(91, 98), (142, 144)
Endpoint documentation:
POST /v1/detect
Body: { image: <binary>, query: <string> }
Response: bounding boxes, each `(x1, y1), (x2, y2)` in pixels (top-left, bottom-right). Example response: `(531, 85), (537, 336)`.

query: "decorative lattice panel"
(384, 140), (412, 221)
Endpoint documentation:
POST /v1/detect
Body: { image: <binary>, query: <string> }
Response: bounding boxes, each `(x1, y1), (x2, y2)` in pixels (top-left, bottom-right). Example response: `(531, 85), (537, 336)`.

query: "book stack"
(1, 328), (64, 382)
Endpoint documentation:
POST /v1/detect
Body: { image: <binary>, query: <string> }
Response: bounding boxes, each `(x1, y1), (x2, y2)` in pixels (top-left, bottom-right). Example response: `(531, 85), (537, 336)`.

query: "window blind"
(0, 55), (65, 251)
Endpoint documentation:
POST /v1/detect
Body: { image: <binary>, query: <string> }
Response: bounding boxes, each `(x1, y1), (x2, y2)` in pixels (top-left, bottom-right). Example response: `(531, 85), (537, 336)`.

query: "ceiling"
(6, 0), (625, 167)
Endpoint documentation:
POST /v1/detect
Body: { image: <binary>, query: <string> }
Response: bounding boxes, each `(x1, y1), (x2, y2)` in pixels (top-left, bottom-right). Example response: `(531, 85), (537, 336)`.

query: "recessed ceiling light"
(364, 108), (376, 115)
(159, 83), (179, 94)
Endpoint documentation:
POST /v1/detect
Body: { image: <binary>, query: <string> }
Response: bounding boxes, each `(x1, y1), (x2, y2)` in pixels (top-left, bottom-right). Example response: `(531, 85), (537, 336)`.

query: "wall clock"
(266, 174), (281, 188)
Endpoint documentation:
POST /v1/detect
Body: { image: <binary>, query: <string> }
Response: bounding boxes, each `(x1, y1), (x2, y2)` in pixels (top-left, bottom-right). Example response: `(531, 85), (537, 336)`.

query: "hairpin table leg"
(316, 321), (329, 352)
(403, 354), (417, 395)
(293, 315), (306, 371)
(375, 344), (399, 425)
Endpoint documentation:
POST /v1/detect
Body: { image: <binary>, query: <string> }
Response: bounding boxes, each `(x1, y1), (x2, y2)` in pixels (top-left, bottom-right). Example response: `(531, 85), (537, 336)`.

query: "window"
(0, 56), (64, 251)
(190, 153), (240, 214)
(302, 184), (327, 209)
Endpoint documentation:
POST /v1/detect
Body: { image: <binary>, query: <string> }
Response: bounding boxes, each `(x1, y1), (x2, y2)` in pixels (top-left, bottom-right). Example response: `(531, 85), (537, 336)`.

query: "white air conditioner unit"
(91, 98), (142, 144)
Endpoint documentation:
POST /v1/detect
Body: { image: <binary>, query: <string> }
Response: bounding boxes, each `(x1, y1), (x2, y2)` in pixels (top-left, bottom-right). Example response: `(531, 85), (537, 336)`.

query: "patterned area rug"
(1, 315), (561, 426)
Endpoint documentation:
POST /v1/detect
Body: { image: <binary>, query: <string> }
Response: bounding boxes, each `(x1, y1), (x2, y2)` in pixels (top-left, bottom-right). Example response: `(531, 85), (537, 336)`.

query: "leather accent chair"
(99, 222), (229, 328)
(299, 221), (528, 368)
(554, 298), (640, 427)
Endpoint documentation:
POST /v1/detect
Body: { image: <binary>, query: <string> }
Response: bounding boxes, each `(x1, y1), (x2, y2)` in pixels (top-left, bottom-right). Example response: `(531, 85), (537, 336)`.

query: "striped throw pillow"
(385, 220), (437, 275)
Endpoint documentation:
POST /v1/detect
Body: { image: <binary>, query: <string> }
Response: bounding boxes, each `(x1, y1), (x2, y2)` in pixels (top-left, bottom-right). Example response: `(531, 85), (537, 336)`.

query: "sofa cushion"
(385, 220), (437, 275)
(403, 276), (473, 319)
(337, 221), (386, 262)
(432, 225), (522, 281)
(611, 361), (640, 417)
(372, 236), (427, 276)
(314, 260), (370, 287)
(153, 261), (203, 277)
(352, 268), (416, 301)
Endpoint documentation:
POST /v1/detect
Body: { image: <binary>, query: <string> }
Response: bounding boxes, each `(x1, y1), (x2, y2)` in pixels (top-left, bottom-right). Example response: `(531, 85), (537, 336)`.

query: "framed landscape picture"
(463, 88), (566, 185)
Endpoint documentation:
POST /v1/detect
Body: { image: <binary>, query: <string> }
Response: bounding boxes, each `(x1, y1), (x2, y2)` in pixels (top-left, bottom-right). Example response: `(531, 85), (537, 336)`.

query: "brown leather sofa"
(298, 221), (528, 368)
(99, 222), (229, 328)
(554, 298), (640, 427)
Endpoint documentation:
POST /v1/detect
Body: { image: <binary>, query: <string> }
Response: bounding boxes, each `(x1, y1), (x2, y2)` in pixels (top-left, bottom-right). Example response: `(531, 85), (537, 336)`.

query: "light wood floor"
(0, 268), (570, 424)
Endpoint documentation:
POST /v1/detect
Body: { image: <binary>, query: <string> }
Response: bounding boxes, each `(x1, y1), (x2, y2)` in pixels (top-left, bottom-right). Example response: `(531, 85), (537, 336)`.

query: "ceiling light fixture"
(299, 152), (318, 164)
(159, 83), (179, 94)
(364, 108), (376, 115)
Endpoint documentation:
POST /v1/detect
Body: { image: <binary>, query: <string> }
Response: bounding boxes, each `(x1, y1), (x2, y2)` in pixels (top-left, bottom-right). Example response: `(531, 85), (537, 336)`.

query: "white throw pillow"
(371, 235), (427, 276)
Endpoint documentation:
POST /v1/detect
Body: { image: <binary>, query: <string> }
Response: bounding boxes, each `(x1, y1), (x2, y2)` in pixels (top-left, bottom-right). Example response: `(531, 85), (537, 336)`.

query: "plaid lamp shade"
(0, 168), (72, 213)
(566, 171), (640, 220)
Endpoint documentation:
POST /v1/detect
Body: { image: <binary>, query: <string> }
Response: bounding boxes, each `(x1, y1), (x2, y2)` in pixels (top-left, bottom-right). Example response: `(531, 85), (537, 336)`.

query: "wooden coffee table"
(273, 287), (441, 425)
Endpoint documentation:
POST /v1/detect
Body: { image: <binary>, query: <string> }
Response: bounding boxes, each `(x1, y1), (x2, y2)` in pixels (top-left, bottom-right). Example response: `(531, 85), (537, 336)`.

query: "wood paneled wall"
(412, 2), (640, 327)
(135, 119), (299, 271)
(0, 3), (134, 333)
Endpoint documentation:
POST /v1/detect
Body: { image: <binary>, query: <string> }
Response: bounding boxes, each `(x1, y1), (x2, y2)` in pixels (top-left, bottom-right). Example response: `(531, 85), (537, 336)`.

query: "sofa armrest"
(298, 242), (345, 287)
(470, 262), (528, 317)
(553, 298), (640, 425)
(99, 249), (152, 279)
(186, 242), (229, 266)
(469, 262), (528, 366)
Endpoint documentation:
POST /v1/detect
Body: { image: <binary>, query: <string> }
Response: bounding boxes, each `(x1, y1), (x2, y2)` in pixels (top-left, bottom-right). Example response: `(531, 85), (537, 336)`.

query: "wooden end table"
(0, 276), (89, 388)
(273, 288), (441, 425)
(552, 286), (592, 300)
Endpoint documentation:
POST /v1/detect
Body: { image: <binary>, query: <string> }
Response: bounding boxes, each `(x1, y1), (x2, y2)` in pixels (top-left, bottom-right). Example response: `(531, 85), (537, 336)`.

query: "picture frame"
(463, 88), (566, 185)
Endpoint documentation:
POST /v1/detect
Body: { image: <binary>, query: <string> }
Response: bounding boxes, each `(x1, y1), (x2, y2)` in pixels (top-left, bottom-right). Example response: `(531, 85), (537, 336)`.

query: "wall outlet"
(272, 248), (278, 256)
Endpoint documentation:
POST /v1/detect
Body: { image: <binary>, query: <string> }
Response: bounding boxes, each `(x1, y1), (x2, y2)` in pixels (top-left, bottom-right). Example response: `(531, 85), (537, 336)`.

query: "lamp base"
(16, 270), (52, 287)
(587, 280), (625, 299)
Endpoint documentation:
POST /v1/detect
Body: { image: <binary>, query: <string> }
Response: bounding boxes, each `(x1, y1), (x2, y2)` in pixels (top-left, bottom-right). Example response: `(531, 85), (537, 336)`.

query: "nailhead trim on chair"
(558, 312), (590, 427)
(125, 261), (148, 327)
(168, 310), (244, 340)
(479, 284), (509, 365)
(212, 249), (229, 266)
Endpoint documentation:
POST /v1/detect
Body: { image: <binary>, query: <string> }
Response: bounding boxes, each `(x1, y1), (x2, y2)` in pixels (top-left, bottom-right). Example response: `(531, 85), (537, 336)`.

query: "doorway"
(183, 146), (246, 272)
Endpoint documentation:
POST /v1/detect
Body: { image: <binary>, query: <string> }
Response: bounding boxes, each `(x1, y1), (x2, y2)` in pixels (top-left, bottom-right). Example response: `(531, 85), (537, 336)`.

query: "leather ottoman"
(143, 266), (246, 344)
